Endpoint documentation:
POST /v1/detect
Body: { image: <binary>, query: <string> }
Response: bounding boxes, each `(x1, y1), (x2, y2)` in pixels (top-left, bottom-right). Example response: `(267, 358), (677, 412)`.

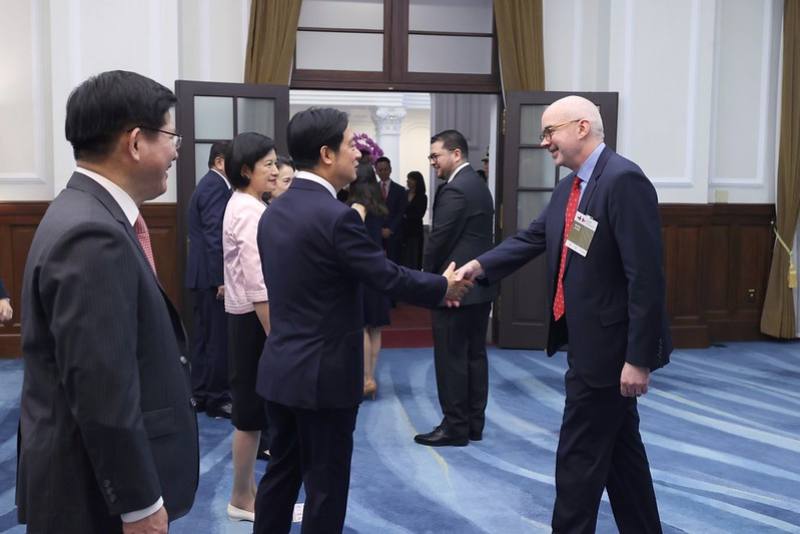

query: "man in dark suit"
(375, 156), (408, 263)
(0, 277), (12, 324)
(252, 108), (472, 534)
(17, 70), (198, 534)
(185, 141), (233, 419)
(415, 129), (498, 447)
(458, 95), (671, 533)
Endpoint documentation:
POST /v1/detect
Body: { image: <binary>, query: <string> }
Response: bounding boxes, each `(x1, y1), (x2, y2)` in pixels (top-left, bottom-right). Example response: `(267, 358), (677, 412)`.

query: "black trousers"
(431, 301), (491, 437)
(189, 288), (230, 408)
(254, 401), (359, 534)
(552, 368), (662, 534)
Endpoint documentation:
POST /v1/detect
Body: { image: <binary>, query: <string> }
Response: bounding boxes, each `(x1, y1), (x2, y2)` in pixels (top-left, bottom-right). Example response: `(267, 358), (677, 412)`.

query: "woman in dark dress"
(348, 163), (390, 399)
(401, 171), (427, 269)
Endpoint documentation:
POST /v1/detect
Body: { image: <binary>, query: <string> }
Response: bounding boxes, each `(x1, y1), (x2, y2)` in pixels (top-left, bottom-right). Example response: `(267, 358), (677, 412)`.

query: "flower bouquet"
(352, 132), (384, 164)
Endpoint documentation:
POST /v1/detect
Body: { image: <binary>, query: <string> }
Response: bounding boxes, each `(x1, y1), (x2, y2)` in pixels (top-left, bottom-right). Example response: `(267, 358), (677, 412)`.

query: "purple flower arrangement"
(352, 132), (384, 164)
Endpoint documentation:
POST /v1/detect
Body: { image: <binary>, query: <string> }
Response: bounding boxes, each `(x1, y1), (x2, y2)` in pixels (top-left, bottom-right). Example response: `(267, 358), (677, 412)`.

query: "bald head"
(548, 96), (604, 140)
(540, 95), (605, 171)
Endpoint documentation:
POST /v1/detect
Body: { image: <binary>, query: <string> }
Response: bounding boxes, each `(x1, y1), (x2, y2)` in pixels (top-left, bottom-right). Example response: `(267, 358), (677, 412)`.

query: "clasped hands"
(441, 259), (485, 307)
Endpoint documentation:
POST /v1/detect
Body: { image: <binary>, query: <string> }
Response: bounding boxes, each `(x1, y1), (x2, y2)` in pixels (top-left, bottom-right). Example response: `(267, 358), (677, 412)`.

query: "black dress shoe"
(414, 426), (468, 447)
(192, 398), (206, 413)
(206, 402), (233, 419)
(469, 431), (483, 441)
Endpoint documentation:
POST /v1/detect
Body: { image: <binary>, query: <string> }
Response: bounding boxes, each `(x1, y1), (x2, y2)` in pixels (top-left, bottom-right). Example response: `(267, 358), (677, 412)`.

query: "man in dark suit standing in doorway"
(375, 156), (408, 263)
(17, 70), (198, 534)
(415, 129), (498, 447)
(185, 141), (233, 418)
(253, 108), (472, 534)
(458, 95), (671, 533)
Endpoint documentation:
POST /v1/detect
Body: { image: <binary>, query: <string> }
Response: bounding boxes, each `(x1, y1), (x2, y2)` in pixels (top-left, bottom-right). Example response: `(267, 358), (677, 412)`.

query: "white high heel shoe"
(227, 503), (255, 522)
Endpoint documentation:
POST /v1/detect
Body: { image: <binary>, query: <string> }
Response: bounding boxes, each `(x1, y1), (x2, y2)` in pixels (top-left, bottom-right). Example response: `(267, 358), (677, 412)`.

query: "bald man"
(457, 95), (671, 533)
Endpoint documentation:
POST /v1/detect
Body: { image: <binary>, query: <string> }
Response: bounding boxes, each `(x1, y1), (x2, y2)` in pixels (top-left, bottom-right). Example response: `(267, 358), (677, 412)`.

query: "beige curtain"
(244, 0), (302, 85)
(761, 0), (800, 338)
(493, 0), (546, 94)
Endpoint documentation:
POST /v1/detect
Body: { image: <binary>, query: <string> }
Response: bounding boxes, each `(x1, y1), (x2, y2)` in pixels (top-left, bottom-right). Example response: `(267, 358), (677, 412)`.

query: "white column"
(371, 106), (407, 184)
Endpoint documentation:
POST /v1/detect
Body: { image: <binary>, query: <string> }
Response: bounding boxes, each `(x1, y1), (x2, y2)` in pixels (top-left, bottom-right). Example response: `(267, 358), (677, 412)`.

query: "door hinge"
(501, 108), (507, 136)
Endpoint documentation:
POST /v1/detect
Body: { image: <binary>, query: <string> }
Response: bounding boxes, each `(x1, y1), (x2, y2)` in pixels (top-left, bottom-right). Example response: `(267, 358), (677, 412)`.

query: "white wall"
(543, 0), (783, 205)
(0, 0), (251, 203)
(0, 0), (785, 208)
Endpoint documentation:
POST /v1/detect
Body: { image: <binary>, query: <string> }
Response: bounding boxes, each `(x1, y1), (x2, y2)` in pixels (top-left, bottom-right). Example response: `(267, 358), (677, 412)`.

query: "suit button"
(190, 397), (197, 407)
(179, 355), (188, 365)
(109, 494), (117, 503)
(103, 479), (111, 488)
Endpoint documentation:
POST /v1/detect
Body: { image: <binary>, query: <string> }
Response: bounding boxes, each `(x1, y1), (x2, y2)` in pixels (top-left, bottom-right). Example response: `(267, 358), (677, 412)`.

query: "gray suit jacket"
(423, 164), (498, 306)
(17, 172), (198, 533)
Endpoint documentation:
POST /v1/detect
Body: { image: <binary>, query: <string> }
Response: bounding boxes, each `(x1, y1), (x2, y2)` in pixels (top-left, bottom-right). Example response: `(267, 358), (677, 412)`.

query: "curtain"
(761, 0), (800, 338)
(493, 0), (546, 96)
(244, 0), (302, 85)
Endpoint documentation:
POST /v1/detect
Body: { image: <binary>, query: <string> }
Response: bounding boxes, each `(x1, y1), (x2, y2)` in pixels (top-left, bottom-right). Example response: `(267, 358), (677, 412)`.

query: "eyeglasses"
(428, 150), (451, 162)
(539, 119), (583, 142)
(130, 126), (183, 149)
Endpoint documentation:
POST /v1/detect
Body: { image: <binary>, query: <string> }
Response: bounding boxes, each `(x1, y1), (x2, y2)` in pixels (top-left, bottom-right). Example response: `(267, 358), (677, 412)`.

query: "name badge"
(565, 211), (597, 257)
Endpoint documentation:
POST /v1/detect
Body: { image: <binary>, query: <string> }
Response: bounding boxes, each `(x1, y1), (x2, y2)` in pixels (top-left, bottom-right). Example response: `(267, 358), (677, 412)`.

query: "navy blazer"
(0, 277), (7, 299)
(256, 177), (447, 410)
(18, 173), (198, 532)
(185, 170), (231, 289)
(478, 147), (671, 387)
(381, 179), (408, 236)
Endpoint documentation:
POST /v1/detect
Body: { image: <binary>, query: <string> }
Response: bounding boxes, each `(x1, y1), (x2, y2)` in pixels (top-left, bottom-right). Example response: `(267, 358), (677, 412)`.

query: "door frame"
(174, 80), (289, 319)
(495, 91), (619, 348)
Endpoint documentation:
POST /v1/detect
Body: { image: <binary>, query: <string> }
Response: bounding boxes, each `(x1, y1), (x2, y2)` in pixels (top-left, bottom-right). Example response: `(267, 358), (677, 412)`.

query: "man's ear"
(126, 128), (142, 162)
(578, 119), (591, 139)
(320, 145), (335, 166)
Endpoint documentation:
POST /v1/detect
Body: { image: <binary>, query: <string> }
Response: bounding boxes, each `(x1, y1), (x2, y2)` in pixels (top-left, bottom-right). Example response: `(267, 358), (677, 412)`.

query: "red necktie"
(134, 214), (157, 276)
(553, 177), (582, 321)
(382, 180), (389, 200)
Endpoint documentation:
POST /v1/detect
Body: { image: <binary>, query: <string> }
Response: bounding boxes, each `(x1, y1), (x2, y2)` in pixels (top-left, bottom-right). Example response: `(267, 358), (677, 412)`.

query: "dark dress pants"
(552, 367), (662, 534)
(431, 301), (491, 437)
(254, 401), (359, 534)
(189, 288), (230, 408)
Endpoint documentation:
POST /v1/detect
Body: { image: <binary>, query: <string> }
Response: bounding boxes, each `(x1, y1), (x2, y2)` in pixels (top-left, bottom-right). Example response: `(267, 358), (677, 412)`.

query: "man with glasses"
(17, 70), (197, 534)
(415, 129), (498, 447)
(457, 95), (671, 533)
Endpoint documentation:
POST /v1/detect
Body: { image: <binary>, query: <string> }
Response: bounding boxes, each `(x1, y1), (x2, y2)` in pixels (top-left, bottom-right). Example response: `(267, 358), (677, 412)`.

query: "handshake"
(441, 259), (485, 307)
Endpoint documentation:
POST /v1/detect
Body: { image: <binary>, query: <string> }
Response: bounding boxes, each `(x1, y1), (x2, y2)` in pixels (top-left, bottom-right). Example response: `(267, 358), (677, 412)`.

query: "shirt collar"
(211, 168), (231, 189)
(447, 162), (470, 184)
(295, 170), (337, 198)
(76, 166), (139, 226)
(576, 143), (606, 184)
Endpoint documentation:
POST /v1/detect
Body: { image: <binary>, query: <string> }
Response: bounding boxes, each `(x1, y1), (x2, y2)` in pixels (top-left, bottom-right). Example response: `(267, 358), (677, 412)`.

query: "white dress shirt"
(447, 162), (470, 184)
(294, 170), (337, 198)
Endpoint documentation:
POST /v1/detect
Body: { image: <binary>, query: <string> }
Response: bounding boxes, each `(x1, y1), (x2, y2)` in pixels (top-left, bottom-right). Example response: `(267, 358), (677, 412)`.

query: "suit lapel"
(563, 146), (613, 274)
(576, 146), (611, 213)
(433, 181), (447, 209)
(68, 173), (165, 291)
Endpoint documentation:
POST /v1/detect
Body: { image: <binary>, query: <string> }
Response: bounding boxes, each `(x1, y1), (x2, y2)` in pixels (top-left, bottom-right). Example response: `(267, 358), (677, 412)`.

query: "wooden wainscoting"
(660, 204), (775, 347)
(0, 201), (777, 356)
(0, 202), (179, 358)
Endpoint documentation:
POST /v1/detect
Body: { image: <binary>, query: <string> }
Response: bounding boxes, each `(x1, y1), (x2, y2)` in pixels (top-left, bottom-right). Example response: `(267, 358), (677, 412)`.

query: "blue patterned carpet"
(1, 341), (800, 533)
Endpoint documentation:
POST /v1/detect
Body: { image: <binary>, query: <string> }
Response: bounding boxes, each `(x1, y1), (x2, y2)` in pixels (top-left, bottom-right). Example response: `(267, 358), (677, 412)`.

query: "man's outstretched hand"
(442, 261), (473, 306)
(454, 259), (484, 282)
